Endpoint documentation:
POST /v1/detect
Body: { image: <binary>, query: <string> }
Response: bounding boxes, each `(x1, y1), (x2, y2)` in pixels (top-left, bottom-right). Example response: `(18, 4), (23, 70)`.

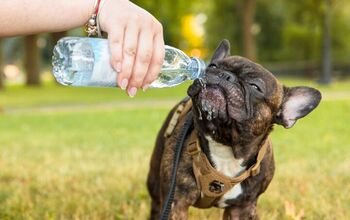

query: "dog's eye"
(250, 83), (262, 93)
(208, 63), (217, 69)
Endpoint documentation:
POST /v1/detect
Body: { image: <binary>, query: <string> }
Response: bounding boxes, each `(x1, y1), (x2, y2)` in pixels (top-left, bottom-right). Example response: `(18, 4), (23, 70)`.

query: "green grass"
(1, 76), (350, 109)
(0, 81), (190, 109)
(0, 78), (350, 219)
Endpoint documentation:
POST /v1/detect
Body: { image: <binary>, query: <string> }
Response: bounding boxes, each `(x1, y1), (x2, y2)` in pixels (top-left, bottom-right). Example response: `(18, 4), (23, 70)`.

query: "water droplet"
(207, 114), (212, 121)
(199, 78), (206, 90)
(197, 107), (203, 120)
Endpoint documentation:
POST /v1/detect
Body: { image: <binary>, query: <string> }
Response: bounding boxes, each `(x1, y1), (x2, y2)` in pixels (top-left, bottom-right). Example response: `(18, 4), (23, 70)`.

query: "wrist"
(98, 0), (112, 33)
(98, 0), (129, 33)
(78, 0), (96, 27)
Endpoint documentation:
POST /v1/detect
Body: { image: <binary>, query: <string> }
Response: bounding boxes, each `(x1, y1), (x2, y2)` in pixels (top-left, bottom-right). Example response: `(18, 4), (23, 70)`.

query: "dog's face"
(188, 40), (321, 147)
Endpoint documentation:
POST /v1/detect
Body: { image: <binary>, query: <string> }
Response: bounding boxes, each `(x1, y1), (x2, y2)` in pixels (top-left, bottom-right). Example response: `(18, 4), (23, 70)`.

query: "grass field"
(0, 78), (349, 220)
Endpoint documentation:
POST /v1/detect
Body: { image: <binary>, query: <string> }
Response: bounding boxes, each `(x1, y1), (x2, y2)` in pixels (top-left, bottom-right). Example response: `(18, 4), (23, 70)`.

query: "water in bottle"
(52, 37), (206, 88)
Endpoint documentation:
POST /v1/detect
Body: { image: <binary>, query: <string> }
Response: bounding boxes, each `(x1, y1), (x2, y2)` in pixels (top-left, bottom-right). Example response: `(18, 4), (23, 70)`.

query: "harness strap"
(187, 131), (270, 208)
(164, 98), (193, 138)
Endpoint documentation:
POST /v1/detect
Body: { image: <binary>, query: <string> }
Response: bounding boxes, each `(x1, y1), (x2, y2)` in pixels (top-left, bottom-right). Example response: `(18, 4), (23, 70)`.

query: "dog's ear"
(274, 86), (321, 128)
(210, 39), (230, 63)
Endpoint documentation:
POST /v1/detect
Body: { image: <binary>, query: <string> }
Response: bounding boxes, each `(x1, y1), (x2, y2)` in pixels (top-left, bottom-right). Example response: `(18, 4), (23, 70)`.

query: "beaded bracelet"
(85, 0), (102, 36)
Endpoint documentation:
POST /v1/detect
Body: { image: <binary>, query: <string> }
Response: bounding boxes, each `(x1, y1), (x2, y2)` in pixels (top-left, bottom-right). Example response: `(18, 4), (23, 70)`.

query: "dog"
(147, 40), (321, 220)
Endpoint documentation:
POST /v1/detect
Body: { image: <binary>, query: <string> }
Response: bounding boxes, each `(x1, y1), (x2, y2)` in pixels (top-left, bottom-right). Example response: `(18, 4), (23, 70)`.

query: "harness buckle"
(209, 180), (225, 194)
(188, 140), (200, 156)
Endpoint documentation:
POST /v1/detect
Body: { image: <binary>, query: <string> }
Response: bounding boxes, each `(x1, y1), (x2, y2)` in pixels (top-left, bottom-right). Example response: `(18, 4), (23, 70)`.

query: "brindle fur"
(147, 40), (321, 220)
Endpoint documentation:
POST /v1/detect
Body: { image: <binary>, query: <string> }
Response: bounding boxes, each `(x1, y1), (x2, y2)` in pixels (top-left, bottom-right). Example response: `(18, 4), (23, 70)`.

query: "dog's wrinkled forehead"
(216, 55), (284, 107)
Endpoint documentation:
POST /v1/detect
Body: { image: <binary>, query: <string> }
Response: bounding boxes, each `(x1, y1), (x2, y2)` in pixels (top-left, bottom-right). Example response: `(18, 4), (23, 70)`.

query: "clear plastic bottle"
(52, 37), (206, 88)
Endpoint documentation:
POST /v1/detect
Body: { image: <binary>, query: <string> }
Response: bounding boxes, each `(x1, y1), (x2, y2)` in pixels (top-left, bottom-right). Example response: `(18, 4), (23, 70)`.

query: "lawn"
(0, 78), (349, 220)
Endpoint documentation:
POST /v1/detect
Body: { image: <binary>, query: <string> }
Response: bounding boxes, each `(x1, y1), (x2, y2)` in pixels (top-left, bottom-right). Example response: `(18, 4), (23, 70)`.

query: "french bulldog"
(147, 40), (321, 220)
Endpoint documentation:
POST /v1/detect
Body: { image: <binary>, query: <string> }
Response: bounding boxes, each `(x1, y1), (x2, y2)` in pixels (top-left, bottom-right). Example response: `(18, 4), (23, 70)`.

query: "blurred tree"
(320, 0), (332, 84)
(205, 0), (242, 58)
(181, 14), (206, 57)
(133, 0), (196, 47)
(51, 31), (67, 45)
(205, 0), (350, 64)
(255, 0), (285, 61)
(242, 0), (257, 61)
(331, 0), (350, 61)
(0, 38), (3, 90)
(25, 35), (41, 86)
(280, 0), (323, 61)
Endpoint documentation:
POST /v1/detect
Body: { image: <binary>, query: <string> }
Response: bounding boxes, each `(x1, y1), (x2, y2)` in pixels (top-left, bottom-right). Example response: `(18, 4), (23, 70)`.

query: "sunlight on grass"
(0, 81), (191, 109)
(0, 79), (349, 219)
(1, 77), (350, 109)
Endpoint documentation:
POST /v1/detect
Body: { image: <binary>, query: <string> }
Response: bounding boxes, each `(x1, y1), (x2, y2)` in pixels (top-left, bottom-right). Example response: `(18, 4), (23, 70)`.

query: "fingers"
(108, 26), (125, 87)
(142, 32), (165, 90)
(128, 29), (154, 93)
(102, 0), (165, 97)
(120, 23), (139, 95)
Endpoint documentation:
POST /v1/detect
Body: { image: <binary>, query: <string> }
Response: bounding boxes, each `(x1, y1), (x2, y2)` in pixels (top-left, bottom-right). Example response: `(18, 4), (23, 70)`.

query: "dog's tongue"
(199, 87), (225, 104)
(198, 87), (226, 120)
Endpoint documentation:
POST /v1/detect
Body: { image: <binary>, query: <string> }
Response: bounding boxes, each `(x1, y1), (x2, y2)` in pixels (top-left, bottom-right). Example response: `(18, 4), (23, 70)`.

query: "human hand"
(99, 0), (165, 97)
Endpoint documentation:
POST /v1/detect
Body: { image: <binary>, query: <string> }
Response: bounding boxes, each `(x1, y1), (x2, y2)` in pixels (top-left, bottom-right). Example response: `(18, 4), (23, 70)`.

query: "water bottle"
(52, 37), (206, 88)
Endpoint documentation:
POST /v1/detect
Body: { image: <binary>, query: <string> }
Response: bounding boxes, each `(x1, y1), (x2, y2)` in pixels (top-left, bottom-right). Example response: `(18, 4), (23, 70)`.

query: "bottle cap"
(190, 57), (206, 80)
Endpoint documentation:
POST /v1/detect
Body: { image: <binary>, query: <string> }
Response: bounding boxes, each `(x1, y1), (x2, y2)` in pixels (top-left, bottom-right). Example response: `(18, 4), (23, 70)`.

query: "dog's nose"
(219, 71), (236, 83)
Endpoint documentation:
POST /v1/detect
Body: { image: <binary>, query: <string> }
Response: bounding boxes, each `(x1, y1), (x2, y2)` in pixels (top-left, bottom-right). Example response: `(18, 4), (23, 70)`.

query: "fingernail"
(120, 79), (128, 90)
(128, 87), (137, 97)
(116, 62), (122, 73)
(142, 84), (150, 92)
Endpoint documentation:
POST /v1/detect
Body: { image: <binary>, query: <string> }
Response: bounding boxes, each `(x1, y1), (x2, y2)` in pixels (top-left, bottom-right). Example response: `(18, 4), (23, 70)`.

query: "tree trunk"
(319, 0), (332, 84)
(25, 34), (41, 86)
(0, 38), (4, 90)
(51, 31), (67, 45)
(242, 0), (257, 61)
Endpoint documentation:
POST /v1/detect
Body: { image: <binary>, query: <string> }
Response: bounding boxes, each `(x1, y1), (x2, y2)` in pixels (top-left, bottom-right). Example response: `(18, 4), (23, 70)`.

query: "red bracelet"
(85, 0), (103, 36)
(94, 0), (102, 15)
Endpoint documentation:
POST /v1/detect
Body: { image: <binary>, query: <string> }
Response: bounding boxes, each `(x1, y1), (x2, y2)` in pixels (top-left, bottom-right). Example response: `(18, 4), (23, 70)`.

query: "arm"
(1, 0), (165, 97)
(1, 0), (93, 37)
